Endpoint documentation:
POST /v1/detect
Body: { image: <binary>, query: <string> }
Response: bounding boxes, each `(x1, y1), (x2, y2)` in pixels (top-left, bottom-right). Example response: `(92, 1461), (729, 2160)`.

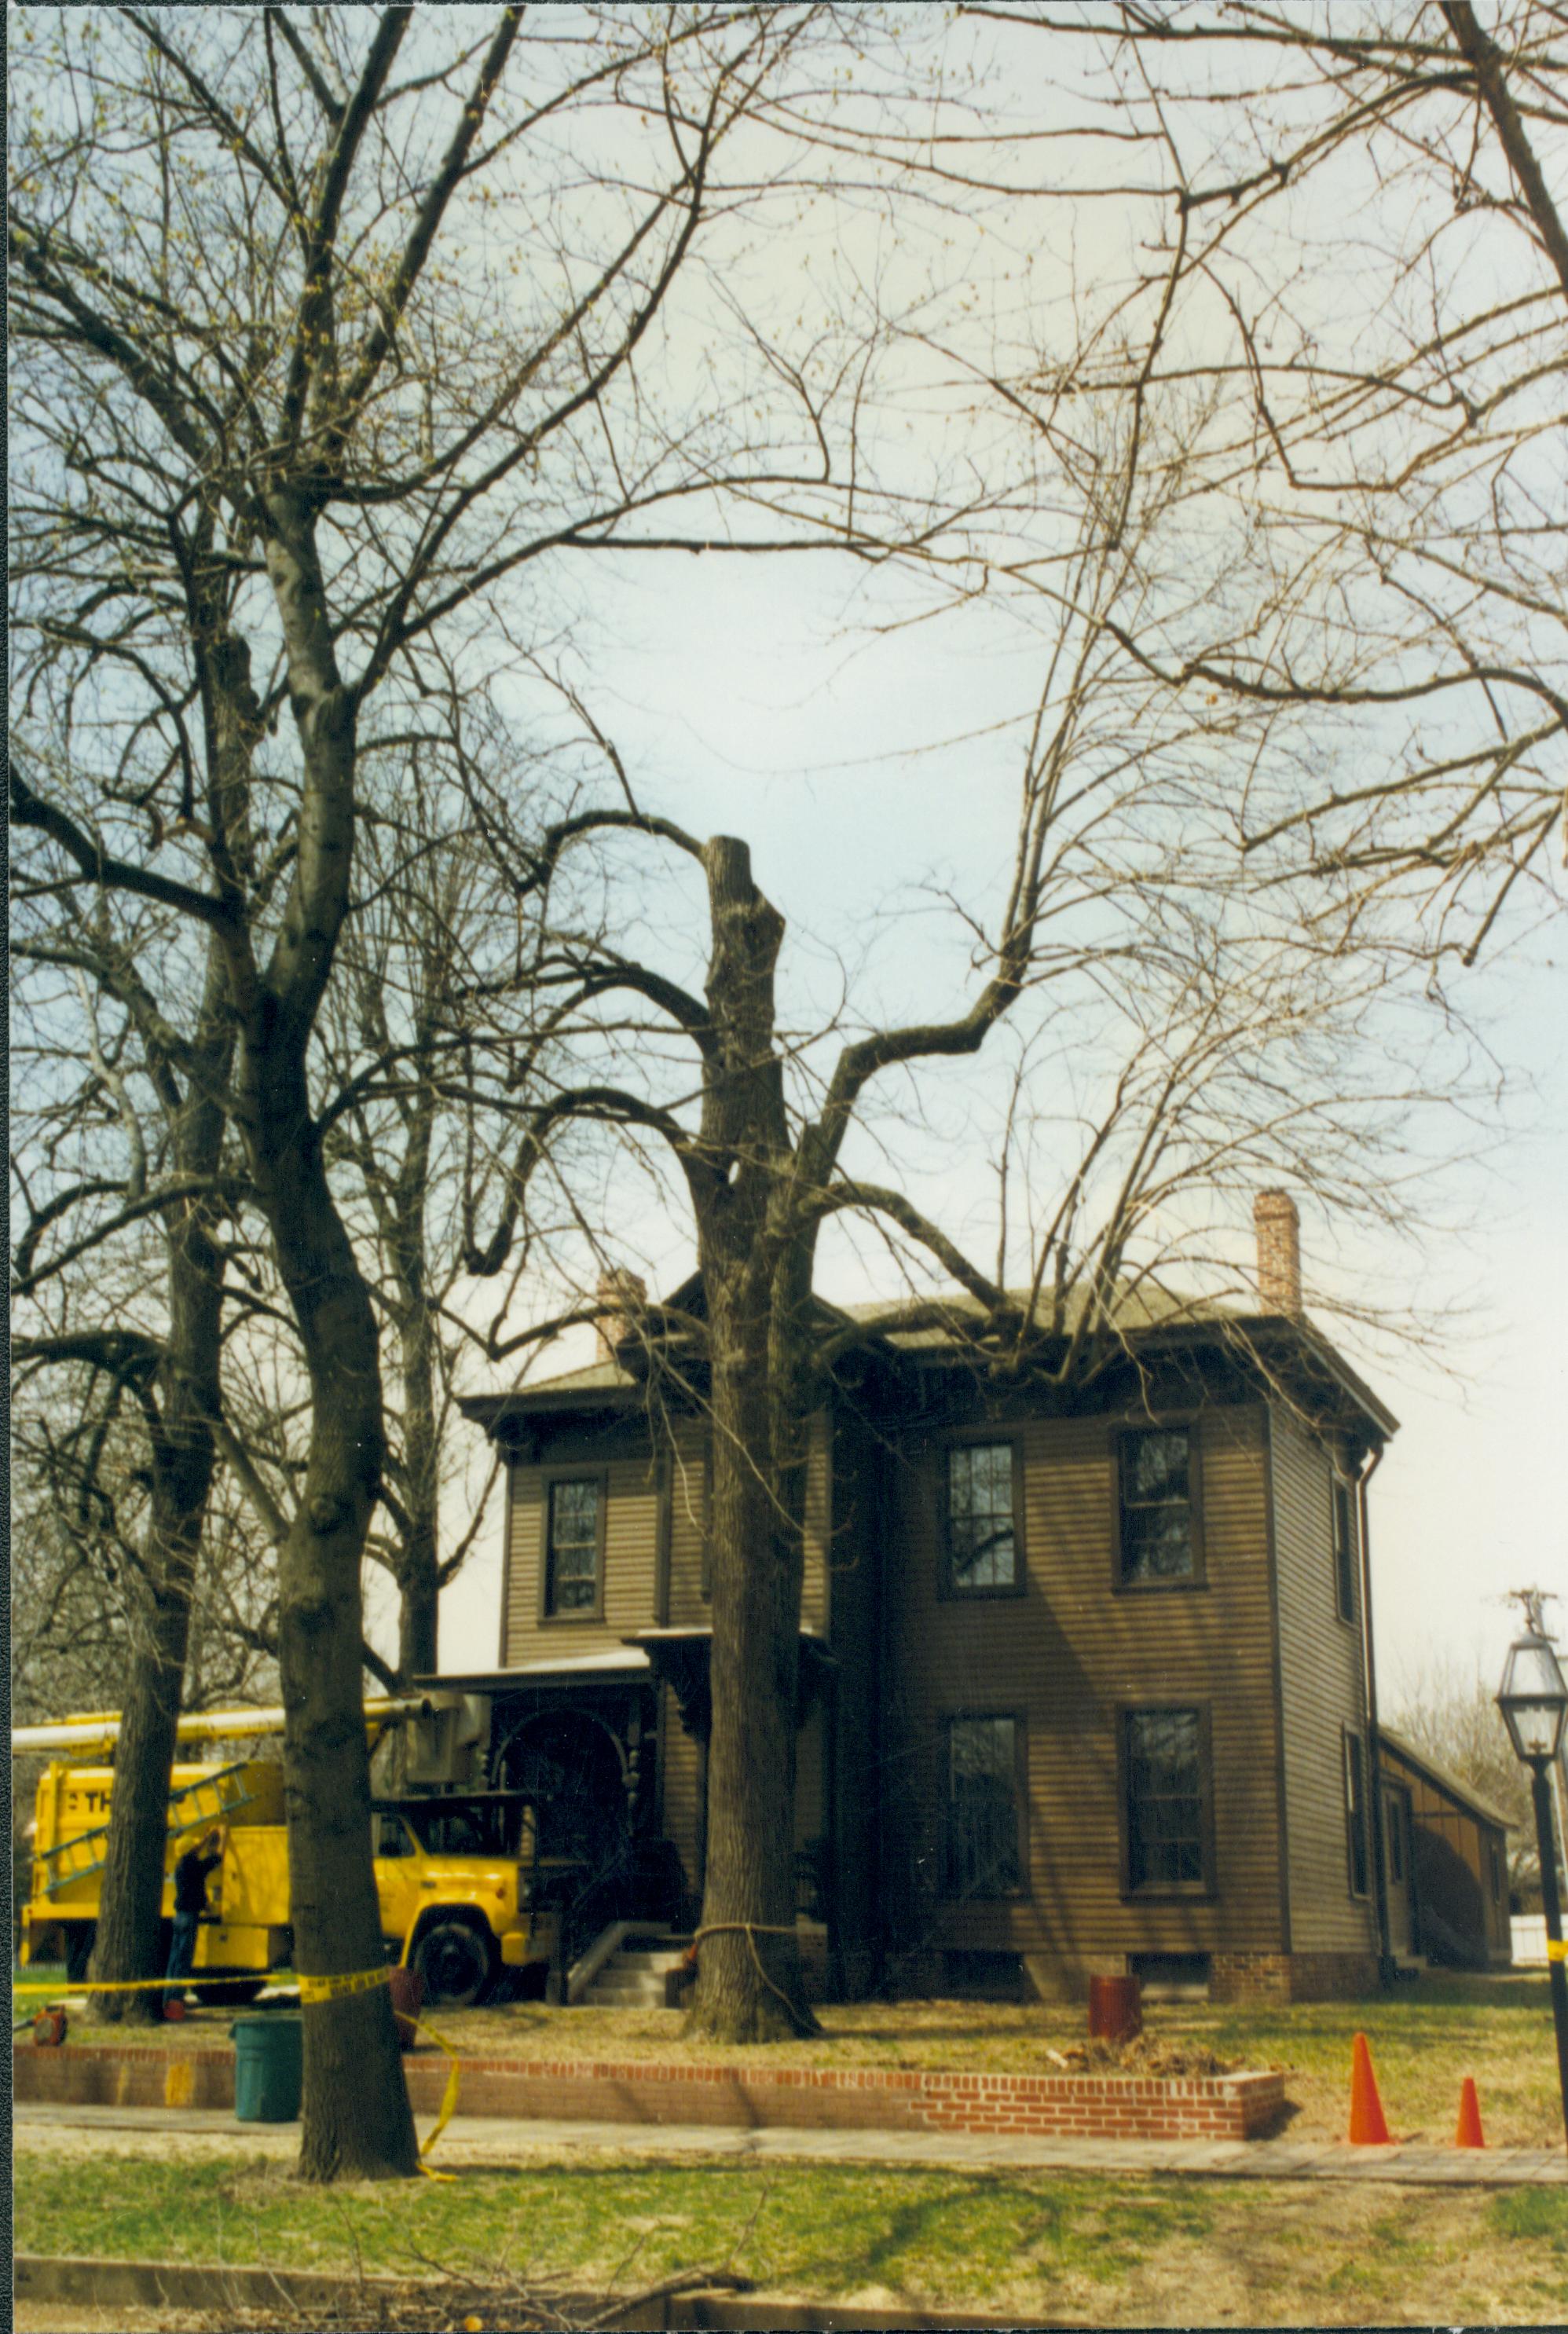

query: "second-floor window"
(943, 1441), (1020, 1593)
(945, 1714), (1024, 1896)
(544, 1477), (603, 1617)
(1332, 1472), (1357, 1624)
(1117, 1427), (1200, 1585)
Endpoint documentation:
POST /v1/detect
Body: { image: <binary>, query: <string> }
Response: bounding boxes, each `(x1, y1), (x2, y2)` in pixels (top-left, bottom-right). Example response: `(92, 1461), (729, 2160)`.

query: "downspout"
(1357, 1443), (1395, 1986)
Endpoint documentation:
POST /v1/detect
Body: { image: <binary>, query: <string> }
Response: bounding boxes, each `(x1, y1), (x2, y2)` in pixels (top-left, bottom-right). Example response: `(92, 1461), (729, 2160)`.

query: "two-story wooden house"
(447, 1193), (1402, 2004)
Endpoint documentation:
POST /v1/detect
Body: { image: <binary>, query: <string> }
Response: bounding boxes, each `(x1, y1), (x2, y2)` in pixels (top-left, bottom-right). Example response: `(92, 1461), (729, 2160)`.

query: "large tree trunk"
(251, 1053), (419, 2180)
(89, 948), (231, 2024)
(685, 839), (815, 2041)
(234, 500), (418, 2178)
(391, 1094), (440, 1680)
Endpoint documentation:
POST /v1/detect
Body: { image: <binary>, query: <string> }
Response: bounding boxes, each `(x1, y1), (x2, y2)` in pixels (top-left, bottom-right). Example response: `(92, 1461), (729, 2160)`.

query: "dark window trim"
(1111, 1420), (1207, 1594)
(1117, 1702), (1217, 1902)
(537, 1468), (609, 1623)
(937, 1432), (1027, 1601)
(940, 1708), (1029, 1900)
(1343, 1725), (1371, 1900)
(1331, 1465), (1358, 1629)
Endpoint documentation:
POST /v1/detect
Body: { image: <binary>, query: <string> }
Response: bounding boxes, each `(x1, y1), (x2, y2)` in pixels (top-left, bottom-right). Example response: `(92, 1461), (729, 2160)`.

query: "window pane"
(947, 1717), (1020, 1895)
(1125, 1430), (1189, 1505)
(1120, 1429), (1193, 1581)
(549, 1479), (599, 1612)
(1126, 1708), (1204, 1892)
(947, 1445), (1017, 1590)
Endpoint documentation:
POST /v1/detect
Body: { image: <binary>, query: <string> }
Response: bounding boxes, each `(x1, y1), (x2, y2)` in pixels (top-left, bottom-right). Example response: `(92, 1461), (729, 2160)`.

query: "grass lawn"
(14, 2144), (1568, 2324)
(38, 1969), (1568, 2149)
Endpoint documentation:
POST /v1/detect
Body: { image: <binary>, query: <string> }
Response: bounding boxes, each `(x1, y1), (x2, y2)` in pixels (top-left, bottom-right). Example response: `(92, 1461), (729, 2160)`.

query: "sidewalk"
(15, 2099), (1567, 2185)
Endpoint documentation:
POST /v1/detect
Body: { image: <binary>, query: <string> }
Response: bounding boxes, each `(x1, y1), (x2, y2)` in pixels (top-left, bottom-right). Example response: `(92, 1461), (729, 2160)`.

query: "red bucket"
(1087, 1973), (1141, 2043)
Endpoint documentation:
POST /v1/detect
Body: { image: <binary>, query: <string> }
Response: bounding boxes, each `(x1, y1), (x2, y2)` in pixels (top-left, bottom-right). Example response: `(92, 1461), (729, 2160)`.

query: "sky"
(11, 4), (1563, 1713)
(427, 543), (1568, 1704)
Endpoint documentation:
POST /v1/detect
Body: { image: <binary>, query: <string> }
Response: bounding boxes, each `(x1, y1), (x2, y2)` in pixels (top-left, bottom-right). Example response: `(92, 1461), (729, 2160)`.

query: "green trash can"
(232, 2014), (303, 2123)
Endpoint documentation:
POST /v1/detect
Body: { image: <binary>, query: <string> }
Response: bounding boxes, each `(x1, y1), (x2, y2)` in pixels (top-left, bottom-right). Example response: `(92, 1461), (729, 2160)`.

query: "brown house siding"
(502, 1443), (662, 1662)
(881, 1405), (1285, 1981)
(658, 1683), (703, 1899)
(1269, 1405), (1379, 1957)
(1379, 1739), (1511, 1963)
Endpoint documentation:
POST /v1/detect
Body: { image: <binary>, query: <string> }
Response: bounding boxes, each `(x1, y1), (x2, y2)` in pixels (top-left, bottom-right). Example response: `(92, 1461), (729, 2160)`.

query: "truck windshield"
(392, 1801), (531, 1857)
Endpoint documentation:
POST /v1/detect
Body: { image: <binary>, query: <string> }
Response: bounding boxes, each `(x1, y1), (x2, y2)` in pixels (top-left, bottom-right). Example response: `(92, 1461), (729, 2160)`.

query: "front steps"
(576, 1927), (693, 2009)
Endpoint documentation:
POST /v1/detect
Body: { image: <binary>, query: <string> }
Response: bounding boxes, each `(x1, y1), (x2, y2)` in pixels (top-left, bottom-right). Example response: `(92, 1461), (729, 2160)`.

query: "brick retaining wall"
(14, 2042), (1284, 2141)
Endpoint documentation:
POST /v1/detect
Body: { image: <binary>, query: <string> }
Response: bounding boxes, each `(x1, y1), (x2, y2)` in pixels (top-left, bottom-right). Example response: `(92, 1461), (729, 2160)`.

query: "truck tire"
(411, 1916), (496, 2009)
(64, 1925), (95, 1984)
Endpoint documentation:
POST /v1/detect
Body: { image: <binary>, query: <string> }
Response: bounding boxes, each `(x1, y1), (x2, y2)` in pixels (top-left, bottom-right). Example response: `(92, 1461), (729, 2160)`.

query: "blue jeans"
(164, 1909), (200, 2006)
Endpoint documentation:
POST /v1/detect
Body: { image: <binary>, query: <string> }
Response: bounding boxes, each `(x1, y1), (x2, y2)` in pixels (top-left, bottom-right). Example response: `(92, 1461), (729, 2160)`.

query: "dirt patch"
(1044, 2032), (1251, 2080)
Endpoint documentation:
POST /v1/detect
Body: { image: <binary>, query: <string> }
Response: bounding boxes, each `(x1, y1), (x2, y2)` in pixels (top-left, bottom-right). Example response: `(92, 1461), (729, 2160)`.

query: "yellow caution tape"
(16, 1963), (394, 2001)
(295, 1966), (392, 2005)
(408, 2012), (463, 2176)
(13, 1970), (279, 1996)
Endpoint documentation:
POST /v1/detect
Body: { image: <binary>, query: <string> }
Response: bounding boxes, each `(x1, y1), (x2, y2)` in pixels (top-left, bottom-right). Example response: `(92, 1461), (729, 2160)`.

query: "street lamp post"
(1497, 1619), (1568, 2151)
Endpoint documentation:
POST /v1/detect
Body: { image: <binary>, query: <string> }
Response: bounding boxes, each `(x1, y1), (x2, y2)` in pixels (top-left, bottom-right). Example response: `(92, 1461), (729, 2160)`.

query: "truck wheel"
(412, 1918), (495, 2009)
(64, 1925), (95, 1984)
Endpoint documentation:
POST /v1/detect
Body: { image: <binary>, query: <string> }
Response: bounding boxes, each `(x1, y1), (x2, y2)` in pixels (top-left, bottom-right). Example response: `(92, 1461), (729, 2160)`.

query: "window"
(945, 1716), (1024, 1896)
(1344, 1729), (1369, 1898)
(372, 1813), (416, 1859)
(1123, 1707), (1211, 1894)
(1332, 1472), (1357, 1624)
(943, 1442), (1020, 1595)
(1383, 1791), (1405, 1885)
(1489, 1838), (1504, 1903)
(543, 1476), (603, 1617)
(1117, 1427), (1200, 1585)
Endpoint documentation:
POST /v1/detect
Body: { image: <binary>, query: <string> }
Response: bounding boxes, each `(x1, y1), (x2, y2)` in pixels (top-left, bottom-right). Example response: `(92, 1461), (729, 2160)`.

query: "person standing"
(164, 1827), (225, 2014)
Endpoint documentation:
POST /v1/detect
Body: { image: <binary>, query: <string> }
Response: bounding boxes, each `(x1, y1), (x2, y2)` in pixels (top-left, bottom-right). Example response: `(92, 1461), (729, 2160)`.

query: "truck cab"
(23, 1761), (563, 2007)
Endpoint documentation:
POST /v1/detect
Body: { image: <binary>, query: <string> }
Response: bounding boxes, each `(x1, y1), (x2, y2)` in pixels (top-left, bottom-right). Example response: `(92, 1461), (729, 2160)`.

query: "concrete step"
(586, 1979), (669, 2006)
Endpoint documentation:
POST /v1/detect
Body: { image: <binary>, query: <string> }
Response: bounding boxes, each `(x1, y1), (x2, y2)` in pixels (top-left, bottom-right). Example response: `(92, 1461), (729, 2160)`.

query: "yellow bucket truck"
(16, 1698), (565, 2006)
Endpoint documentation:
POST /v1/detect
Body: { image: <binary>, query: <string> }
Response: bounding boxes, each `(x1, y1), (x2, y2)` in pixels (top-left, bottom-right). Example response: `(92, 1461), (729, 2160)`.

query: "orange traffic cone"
(1347, 2031), (1391, 2145)
(1455, 2075), (1486, 2149)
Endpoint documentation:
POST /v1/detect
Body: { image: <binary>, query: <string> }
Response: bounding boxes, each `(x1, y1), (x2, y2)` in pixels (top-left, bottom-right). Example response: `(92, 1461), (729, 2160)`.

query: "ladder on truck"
(36, 1761), (262, 1900)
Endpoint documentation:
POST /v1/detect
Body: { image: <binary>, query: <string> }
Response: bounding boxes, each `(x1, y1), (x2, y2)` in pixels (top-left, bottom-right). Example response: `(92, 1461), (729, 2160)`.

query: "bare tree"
(10, 914), (241, 2023)
(936, 2), (1567, 962)
(9, 2), (882, 2174)
(456, 398), (1464, 2037)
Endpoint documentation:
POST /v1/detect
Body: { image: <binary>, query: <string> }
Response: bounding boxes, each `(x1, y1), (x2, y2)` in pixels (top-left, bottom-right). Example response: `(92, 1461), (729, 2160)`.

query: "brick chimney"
(1253, 1190), (1302, 1317)
(594, 1269), (648, 1363)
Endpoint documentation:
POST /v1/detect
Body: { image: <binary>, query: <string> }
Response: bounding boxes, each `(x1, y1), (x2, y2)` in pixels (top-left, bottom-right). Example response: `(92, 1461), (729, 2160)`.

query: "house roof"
(460, 1273), (1396, 1442)
(832, 1280), (1398, 1439)
(1379, 1725), (1515, 1833)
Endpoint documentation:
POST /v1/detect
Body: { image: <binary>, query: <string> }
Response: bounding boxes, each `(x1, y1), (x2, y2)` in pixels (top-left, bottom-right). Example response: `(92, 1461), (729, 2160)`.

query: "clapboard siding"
(1270, 1405), (1377, 1954)
(659, 1682), (703, 1896)
(503, 1447), (661, 1662)
(881, 1405), (1285, 1963)
(1379, 1738), (1511, 1959)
